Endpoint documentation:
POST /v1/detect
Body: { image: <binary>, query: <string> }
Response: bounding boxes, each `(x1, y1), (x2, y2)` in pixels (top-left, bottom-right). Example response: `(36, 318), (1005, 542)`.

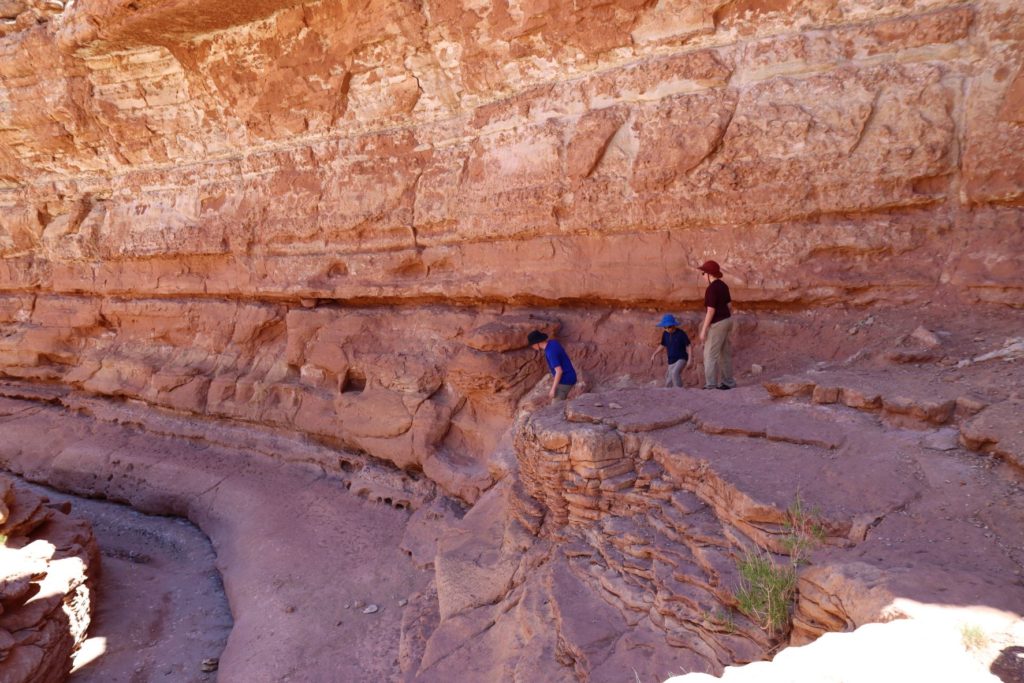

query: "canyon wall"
(0, 0), (1022, 493)
(2, 3), (1023, 680)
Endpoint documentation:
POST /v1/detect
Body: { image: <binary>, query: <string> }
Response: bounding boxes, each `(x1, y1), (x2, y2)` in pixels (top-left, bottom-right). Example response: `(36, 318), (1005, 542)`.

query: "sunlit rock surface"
(0, 475), (99, 683)
(1, 0), (1023, 681)
(0, 2), (1022, 482)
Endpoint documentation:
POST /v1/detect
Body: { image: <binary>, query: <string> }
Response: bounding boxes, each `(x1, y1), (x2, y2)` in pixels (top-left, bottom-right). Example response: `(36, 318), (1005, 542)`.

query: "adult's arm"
(699, 307), (715, 343)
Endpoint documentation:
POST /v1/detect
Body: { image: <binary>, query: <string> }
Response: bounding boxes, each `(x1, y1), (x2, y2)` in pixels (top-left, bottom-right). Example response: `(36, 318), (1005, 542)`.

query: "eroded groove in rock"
(0, 396), (439, 682)
(13, 479), (233, 682)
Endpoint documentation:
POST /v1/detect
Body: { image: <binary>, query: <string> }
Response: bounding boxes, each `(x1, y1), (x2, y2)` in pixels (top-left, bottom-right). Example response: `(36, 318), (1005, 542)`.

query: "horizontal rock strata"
(0, 0), (1020, 527)
(0, 299), (569, 501)
(0, 0), (1021, 523)
(0, 0), (1023, 680)
(511, 384), (1024, 677)
(0, 0), (1022, 311)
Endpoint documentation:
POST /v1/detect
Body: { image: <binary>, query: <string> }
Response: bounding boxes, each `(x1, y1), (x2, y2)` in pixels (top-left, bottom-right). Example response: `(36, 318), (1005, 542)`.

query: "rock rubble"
(0, 475), (99, 683)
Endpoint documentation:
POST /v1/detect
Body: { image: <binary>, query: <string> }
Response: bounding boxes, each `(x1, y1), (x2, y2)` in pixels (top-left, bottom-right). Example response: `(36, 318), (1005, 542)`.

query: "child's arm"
(650, 331), (664, 361)
(549, 366), (564, 398)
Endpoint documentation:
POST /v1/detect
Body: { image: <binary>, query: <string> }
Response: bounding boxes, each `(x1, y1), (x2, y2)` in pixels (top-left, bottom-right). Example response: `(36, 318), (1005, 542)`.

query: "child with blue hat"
(650, 314), (692, 388)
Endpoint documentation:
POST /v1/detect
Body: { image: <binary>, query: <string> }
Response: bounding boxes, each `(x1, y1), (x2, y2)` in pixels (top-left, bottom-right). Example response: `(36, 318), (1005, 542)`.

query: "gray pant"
(665, 359), (685, 387)
(553, 383), (573, 401)
(703, 317), (735, 388)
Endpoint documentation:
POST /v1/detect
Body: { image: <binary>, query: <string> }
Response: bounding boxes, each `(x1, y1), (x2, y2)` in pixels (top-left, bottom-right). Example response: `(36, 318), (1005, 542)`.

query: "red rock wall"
(1, 0), (1022, 493)
(2, 0), (1022, 304)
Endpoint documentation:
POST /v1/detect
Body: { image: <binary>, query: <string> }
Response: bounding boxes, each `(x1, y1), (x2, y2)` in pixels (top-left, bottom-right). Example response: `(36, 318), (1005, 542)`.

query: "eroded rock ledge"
(0, 358), (1021, 681)
(504, 385), (1023, 679)
(0, 475), (99, 683)
(1, 0), (1022, 309)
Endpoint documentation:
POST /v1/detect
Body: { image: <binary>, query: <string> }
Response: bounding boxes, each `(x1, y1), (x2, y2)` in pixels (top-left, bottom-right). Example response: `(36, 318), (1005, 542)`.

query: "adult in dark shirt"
(649, 314), (692, 387)
(527, 330), (577, 401)
(697, 260), (736, 390)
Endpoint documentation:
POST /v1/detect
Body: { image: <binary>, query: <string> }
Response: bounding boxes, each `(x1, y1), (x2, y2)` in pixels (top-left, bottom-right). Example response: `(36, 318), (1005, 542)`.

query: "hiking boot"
(717, 384), (732, 390)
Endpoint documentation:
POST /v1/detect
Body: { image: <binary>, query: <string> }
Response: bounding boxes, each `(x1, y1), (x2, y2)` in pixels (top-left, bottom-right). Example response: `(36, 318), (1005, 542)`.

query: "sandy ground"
(0, 401), (435, 682)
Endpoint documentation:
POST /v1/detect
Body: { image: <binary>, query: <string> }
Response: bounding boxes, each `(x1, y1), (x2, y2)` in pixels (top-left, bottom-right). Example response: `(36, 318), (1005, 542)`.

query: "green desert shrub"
(735, 547), (797, 637)
(781, 493), (826, 565)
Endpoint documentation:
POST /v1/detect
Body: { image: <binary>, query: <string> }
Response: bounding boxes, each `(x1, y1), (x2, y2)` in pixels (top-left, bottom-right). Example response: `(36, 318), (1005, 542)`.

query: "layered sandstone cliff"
(1, 0), (1022, 496)
(2, 0), (1022, 307)
(1, 1), (1023, 681)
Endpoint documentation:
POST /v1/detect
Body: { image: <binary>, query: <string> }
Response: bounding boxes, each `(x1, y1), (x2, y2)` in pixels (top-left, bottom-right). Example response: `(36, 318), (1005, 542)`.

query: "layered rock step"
(764, 369), (987, 426)
(765, 369), (1024, 471)
(516, 384), (1024, 677)
(0, 475), (100, 683)
(961, 400), (1024, 471)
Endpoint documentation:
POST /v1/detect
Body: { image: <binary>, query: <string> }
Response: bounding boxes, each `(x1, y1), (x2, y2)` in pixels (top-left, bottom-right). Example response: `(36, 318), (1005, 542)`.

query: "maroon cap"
(698, 260), (723, 278)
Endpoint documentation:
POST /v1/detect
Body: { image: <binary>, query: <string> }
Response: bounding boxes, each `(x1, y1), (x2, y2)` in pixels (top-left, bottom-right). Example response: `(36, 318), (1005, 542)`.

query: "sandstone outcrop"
(0, 475), (99, 683)
(0, 0), (1023, 498)
(1, 0), (1023, 680)
(403, 355), (1023, 678)
(1, 328), (1022, 680)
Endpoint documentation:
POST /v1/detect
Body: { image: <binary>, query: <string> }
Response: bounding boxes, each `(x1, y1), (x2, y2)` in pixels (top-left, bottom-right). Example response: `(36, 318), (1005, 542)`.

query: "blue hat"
(656, 314), (679, 328)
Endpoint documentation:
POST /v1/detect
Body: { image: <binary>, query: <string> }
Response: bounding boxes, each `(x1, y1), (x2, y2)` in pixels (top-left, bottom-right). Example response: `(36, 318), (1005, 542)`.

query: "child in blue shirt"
(650, 314), (692, 388)
(527, 330), (577, 401)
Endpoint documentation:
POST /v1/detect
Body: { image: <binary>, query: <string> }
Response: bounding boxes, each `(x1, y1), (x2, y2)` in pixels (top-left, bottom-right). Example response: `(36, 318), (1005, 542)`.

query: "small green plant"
(0, 533), (6, 547)
(734, 547), (797, 637)
(960, 623), (989, 651)
(731, 494), (826, 638)
(781, 493), (826, 565)
(702, 607), (737, 634)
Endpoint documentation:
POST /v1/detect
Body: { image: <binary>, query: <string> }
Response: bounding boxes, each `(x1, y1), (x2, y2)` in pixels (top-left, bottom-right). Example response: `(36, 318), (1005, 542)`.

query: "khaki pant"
(703, 318), (735, 388)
